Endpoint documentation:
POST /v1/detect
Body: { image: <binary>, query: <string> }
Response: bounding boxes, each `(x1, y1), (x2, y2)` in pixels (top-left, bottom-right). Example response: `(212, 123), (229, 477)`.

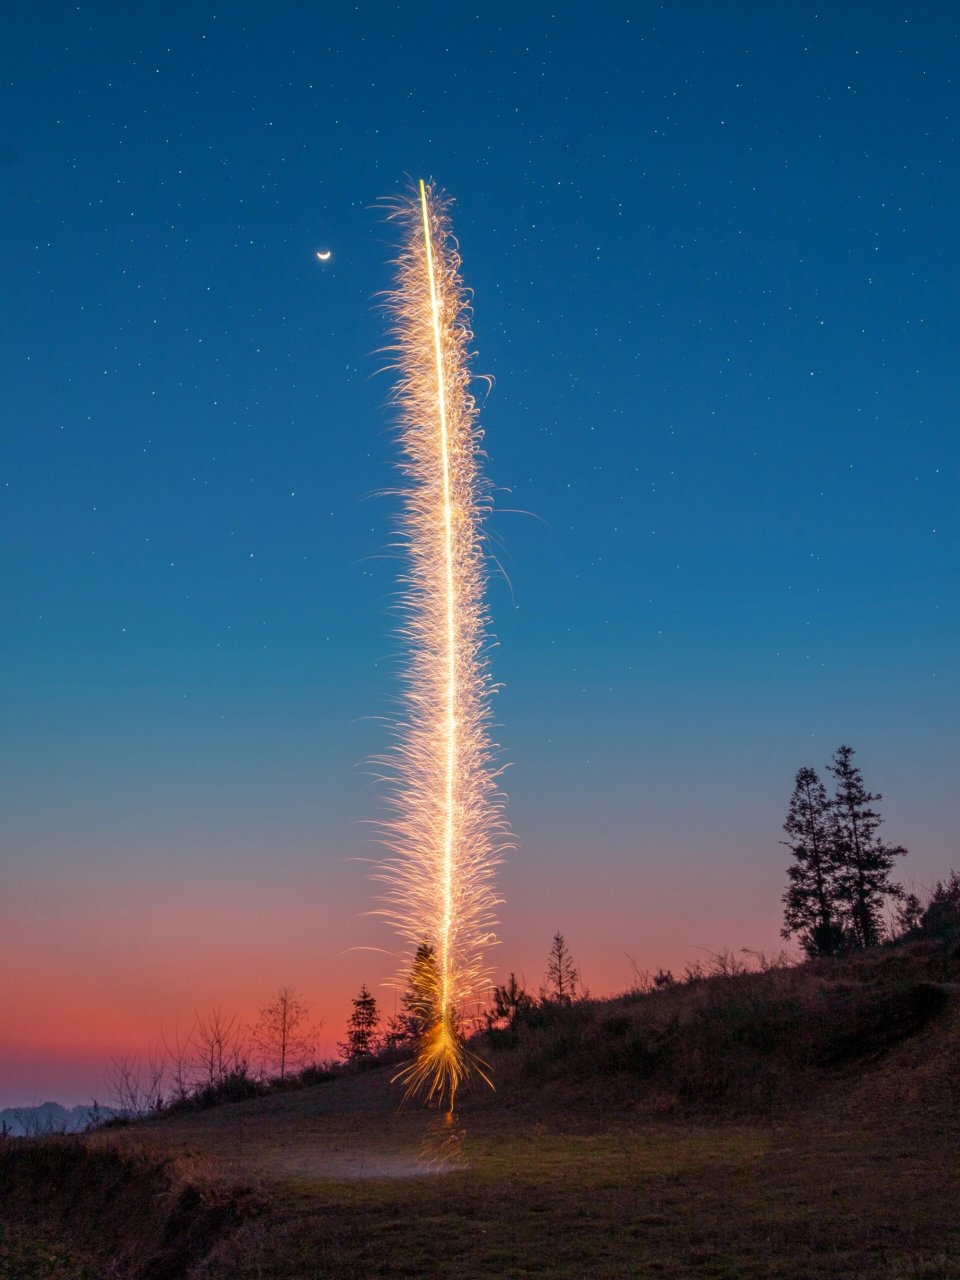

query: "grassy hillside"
(482, 938), (960, 1113)
(2, 940), (959, 1280)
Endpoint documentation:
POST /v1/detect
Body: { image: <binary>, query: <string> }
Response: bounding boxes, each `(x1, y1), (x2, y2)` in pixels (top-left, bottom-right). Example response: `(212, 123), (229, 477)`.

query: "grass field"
(3, 946), (960, 1279)
(143, 1066), (960, 1278)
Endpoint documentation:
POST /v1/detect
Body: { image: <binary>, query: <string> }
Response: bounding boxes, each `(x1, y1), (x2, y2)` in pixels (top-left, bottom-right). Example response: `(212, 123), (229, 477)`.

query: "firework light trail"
(377, 180), (508, 1114)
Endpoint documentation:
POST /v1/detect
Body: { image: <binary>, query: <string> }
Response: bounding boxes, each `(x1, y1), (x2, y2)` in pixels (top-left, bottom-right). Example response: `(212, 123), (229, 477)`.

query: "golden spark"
(376, 180), (508, 1113)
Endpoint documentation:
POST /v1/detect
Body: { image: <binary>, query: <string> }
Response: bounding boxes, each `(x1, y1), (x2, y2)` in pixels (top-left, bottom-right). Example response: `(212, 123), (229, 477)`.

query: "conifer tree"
(384, 943), (437, 1051)
(827, 744), (906, 949)
(338, 984), (381, 1062)
(781, 766), (844, 957)
(544, 931), (580, 1003)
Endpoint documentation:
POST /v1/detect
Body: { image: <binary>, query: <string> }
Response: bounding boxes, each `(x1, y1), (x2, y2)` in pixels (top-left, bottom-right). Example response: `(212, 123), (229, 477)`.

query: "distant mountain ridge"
(0, 1101), (119, 1137)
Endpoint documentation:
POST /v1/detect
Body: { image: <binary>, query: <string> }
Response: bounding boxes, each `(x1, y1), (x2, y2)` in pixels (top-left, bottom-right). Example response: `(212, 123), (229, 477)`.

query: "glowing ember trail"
(377, 180), (508, 1113)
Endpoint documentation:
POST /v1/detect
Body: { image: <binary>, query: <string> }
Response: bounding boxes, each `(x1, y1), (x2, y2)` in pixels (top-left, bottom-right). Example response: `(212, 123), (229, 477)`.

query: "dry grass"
(3, 942), (960, 1279)
(0, 1219), (94, 1280)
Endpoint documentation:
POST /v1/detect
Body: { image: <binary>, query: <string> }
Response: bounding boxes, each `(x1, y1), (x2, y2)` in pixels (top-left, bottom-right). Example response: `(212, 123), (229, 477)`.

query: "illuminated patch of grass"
(187, 1109), (959, 1279)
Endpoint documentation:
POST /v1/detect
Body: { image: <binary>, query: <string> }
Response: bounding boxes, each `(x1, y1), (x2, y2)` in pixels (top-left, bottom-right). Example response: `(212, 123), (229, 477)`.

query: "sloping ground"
(2, 942), (959, 1279)
(478, 938), (960, 1117)
(827, 970), (960, 1136)
(0, 1141), (258, 1280)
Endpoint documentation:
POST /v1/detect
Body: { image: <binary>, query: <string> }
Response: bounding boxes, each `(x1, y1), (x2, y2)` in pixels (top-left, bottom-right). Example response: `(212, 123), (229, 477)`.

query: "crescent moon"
(315, 250), (332, 262)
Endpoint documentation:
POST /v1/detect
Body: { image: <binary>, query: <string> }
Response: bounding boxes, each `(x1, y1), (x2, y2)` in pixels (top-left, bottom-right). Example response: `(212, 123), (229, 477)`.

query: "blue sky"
(1, 0), (957, 1103)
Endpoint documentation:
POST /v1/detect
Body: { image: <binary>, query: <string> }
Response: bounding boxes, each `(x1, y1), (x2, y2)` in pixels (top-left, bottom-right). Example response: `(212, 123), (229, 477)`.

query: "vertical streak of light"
(418, 178), (457, 1032)
(375, 180), (511, 1113)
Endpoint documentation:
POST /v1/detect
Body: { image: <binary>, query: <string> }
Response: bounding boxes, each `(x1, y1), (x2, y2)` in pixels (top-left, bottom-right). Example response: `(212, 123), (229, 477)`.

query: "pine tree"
(827, 744), (906, 949)
(384, 943), (438, 1051)
(338, 984), (381, 1062)
(544, 931), (580, 1003)
(780, 766), (844, 957)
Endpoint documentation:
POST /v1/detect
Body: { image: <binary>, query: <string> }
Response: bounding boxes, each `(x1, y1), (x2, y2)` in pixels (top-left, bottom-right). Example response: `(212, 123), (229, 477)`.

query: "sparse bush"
(652, 967), (677, 990)
(191, 1068), (267, 1110)
(486, 973), (536, 1046)
(624, 960), (677, 996)
(294, 1062), (337, 1087)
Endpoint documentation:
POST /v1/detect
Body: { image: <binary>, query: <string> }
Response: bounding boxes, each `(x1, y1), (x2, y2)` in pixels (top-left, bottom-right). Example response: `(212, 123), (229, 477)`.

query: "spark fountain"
(376, 180), (508, 1116)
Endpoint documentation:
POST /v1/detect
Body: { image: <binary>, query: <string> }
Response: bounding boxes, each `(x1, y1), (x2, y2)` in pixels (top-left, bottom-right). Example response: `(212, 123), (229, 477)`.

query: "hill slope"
(2, 940), (959, 1280)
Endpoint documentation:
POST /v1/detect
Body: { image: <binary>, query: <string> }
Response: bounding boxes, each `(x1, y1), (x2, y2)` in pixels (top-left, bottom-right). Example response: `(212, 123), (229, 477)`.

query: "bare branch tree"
(251, 986), (320, 1080)
(192, 1008), (247, 1087)
(106, 1049), (165, 1117)
(161, 1018), (196, 1101)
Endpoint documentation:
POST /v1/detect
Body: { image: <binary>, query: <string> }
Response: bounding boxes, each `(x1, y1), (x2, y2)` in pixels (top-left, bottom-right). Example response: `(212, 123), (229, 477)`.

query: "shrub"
(192, 1069), (267, 1110)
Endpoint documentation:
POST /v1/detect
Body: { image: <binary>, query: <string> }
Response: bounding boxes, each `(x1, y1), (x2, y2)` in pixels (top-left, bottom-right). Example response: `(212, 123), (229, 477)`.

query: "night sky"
(2, 2), (957, 1106)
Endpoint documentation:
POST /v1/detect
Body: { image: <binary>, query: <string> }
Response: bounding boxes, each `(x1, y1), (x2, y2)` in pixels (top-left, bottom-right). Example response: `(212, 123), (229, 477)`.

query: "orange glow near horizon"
(375, 180), (508, 1111)
(0, 852), (791, 1108)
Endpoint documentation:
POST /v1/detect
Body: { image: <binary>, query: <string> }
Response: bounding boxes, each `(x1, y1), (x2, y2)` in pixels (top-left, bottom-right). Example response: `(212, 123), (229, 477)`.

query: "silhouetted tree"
(384, 943), (437, 1051)
(339, 984), (381, 1062)
(828, 745), (906, 949)
(160, 1019), (195, 1102)
(781, 766), (845, 957)
(484, 973), (534, 1049)
(652, 968), (677, 990)
(106, 1049), (165, 1117)
(192, 1008), (247, 1086)
(252, 986), (319, 1079)
(920, 870), (960, 940)
(895, 892), (924, 937)
(625, 958), (676, 994)
(544, 931), (579, 1003)
(487, 972), (535, 1032)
